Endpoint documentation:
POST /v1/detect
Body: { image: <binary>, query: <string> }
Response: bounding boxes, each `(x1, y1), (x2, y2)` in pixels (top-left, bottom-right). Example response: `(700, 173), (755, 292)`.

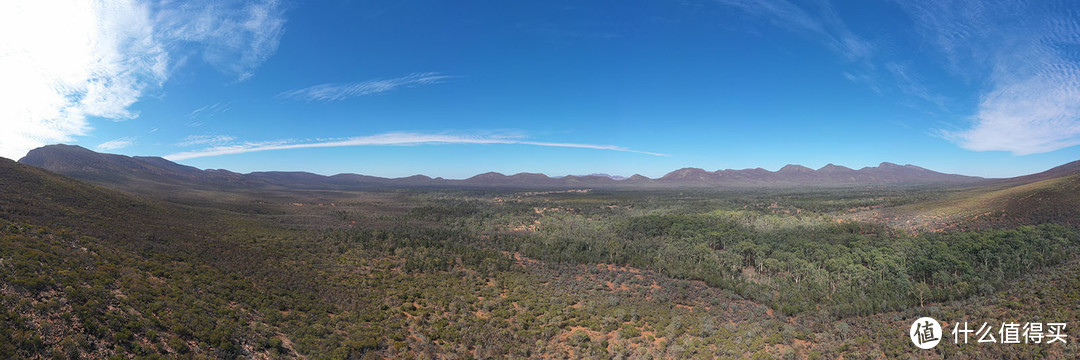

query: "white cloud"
(97, 137), (137, 151)
(164, 132), (666, 160)
(0, 0), (287, 160)
(279, 73), (458, 102)
(0, 0), (164, 160)
(945, 66), (1080, 154)
(900, 0), (1080, 154)
(178, 134), (236, 146)
(155, 0), (286, 81)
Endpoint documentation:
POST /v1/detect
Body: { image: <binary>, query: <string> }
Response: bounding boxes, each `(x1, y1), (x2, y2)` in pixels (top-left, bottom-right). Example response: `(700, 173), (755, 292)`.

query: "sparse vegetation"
(2, 157), (1079, 358)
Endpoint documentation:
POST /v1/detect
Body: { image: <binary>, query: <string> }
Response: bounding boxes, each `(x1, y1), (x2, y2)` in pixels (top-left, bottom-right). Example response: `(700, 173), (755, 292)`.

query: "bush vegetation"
(1, 159), (1078, 358)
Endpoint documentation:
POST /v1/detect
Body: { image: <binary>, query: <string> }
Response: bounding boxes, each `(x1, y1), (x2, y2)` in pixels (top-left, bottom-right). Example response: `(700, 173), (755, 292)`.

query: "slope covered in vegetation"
(848, 172), (1080, 231)
(3, 157), (1080, 358)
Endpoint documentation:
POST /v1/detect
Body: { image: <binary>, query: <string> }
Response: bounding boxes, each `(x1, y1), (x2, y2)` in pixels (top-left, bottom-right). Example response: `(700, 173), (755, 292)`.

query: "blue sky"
(3, 0), (1080, 178)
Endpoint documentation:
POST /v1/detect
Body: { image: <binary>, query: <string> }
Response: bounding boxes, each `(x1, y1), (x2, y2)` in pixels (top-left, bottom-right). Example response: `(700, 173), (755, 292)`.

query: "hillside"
(847, 167), (1080, 231)
(0, 158), (327, 358)
(3, 154), (1080, 358)
(16, 144), (257, 191)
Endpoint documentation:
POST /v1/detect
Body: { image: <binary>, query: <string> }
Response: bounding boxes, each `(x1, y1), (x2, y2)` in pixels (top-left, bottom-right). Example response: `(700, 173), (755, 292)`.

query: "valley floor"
(2, 163), (1078, 359)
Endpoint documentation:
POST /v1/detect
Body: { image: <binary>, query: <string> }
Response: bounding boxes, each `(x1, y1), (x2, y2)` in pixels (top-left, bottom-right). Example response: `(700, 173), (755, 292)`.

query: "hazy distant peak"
(777, 164), (814, 173)
(818, 163), (853, 172)
(468, 171), (506, 180)
(660, 167), (714, 181)
(397, 174), (433, 180)
(510, 172), (550, 178)
(579, 173), (627, 180)
(666, 167), (708, 175)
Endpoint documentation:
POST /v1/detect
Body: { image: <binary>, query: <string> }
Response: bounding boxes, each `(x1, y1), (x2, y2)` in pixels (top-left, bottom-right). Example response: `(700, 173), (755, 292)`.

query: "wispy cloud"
(178, 135), (237, 147)
(164, 132), (666, 160)
(885, 62), (947, 107)
(715, 0), (872, 61)
(96, 137), (136, 151)
(188, 101), (235, 120)
(890, 1), (1001, 79)
(278, 73), (458, 102)
(0, 0), (287, 160)
(899, 0), (1080, 154)
(842, 71), (882, 94)
(734, 0), (1080, 154)
(156, 0), (287, 81)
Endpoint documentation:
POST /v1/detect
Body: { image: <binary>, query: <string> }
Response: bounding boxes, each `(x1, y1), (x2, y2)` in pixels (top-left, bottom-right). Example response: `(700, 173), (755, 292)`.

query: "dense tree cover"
(514, 209), (1079, 317)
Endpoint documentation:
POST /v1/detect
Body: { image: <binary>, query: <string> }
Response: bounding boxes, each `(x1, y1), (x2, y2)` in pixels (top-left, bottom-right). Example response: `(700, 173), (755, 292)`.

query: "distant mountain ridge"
(658, 162), (981, 186)
(16, 144), (997, 190)
(552, 173), (628, 181)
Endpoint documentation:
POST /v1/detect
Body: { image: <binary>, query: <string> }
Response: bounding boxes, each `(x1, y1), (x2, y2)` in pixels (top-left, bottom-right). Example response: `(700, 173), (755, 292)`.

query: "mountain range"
(12, 144), (1068, 190)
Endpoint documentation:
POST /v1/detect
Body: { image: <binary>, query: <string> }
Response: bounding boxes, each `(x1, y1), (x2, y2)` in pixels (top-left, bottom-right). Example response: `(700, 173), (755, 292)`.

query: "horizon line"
(17, 143), (1026, 181)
